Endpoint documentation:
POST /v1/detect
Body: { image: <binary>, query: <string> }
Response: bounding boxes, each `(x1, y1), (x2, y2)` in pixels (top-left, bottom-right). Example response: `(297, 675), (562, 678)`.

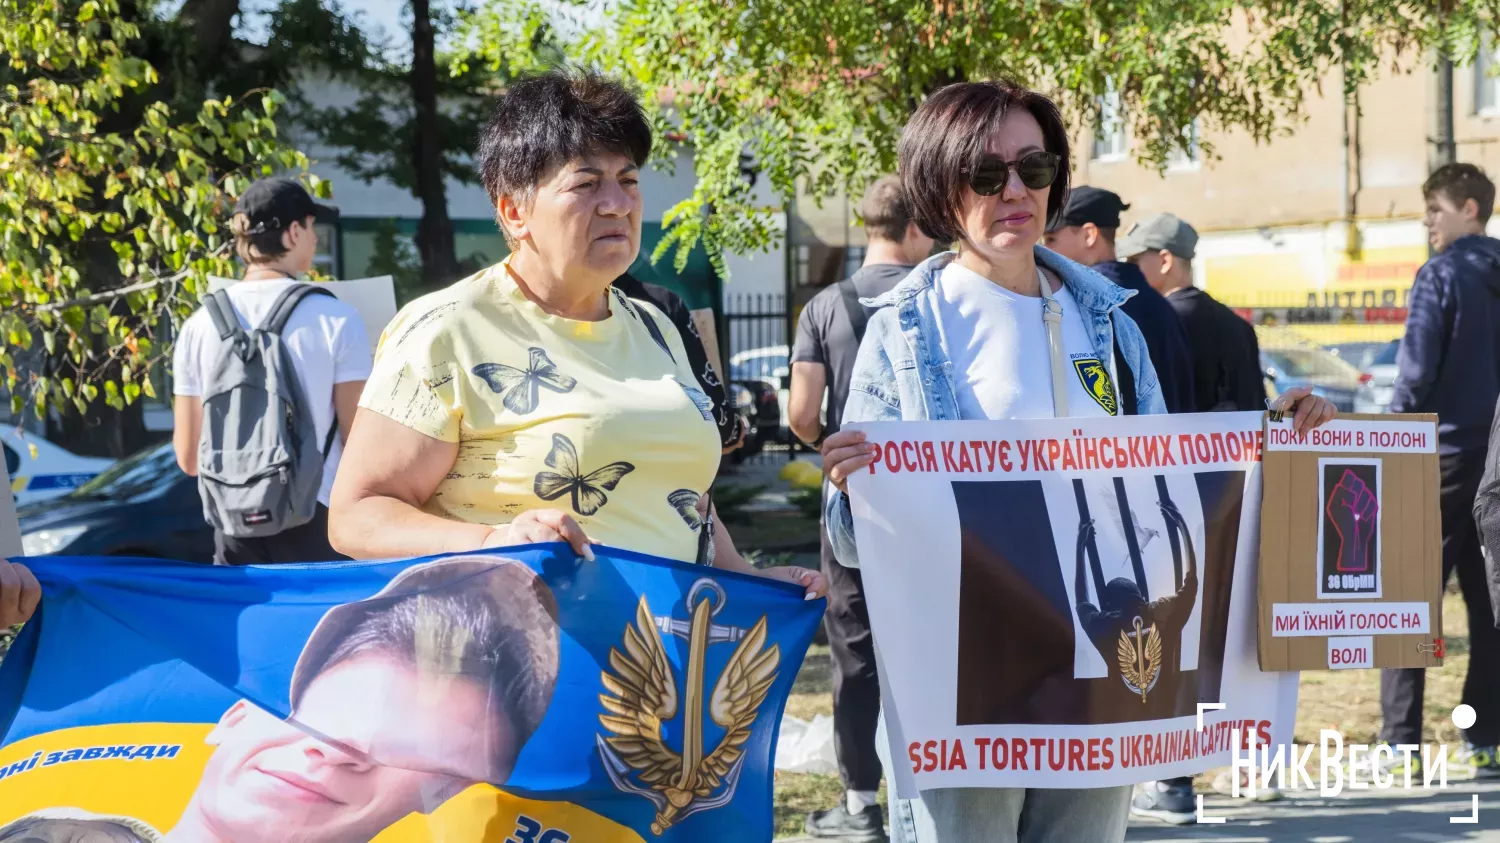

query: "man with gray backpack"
(172, 177), (371, 564)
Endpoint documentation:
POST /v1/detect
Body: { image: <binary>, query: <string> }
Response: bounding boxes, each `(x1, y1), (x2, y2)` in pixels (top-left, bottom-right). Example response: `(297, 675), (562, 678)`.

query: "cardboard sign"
(1258, 413), (1442, 671)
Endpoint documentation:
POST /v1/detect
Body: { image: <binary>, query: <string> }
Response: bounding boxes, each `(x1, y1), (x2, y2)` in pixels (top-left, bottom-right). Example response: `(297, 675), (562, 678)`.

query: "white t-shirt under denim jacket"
(823, 248), (1165, 843)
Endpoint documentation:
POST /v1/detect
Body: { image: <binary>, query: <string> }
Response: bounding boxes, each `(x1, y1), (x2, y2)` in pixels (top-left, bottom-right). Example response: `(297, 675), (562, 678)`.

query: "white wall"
(291, 74), (788, 300)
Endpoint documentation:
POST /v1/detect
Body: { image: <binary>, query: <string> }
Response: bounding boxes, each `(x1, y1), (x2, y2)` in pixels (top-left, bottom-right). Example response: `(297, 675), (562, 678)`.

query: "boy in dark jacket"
(1386, 163), (1500, 776)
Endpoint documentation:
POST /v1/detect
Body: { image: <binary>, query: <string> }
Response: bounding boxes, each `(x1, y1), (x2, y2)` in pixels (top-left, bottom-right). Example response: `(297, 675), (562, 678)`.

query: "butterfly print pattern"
(472, 348), (577, 415)
(668, 489), (703, 529)
(534, 433), (636, 516)
(676, 379), (716, 422)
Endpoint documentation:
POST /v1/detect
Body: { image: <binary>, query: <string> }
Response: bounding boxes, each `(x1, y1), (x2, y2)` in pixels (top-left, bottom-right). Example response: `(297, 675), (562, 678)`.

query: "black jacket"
(1391, 234), (1500, 455)
(1090, 262), (1196, 414)
(612, 272), (743, 449)
(1166, 286), (1267, 413)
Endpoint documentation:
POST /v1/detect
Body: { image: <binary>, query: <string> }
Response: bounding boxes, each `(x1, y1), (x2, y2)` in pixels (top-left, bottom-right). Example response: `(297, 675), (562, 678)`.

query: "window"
(842, 246), (866, 279)
(1092, 87), (1128, 161)
(1167, 120), (1201, 170)
(1478, 36), (1500, 114)
(313, 220), (340, 275)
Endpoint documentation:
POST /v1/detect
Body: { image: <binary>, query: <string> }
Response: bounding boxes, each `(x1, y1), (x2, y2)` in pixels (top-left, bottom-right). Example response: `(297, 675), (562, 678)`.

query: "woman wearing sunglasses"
(818, 80), (1334, 842)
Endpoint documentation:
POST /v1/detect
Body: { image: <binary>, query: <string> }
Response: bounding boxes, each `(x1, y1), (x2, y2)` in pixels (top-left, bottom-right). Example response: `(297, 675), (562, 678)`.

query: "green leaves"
(0, 0), (316, 421)
(554, 0), (1500, 275)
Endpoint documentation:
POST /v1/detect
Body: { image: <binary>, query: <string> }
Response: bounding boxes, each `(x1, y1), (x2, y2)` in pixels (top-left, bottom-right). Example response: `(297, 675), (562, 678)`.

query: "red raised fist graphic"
(1327, 469), (1378, 573)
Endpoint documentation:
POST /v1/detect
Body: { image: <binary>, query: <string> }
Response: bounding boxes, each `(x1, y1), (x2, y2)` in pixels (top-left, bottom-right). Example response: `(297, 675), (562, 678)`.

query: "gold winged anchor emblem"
(1117, 615), (1162, 703)
(598, 578), (780, 835)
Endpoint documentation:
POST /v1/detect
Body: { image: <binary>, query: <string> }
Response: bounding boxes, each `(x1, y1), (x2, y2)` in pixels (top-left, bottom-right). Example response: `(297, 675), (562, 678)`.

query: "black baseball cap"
(232, 177), (335, 234)
(1054, 186), (1130, 231)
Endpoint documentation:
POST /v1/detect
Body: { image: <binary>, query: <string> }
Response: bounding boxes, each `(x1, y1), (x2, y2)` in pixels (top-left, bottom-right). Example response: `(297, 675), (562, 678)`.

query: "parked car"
(1325, 341), (1391, 372)
(1260, 345), (1365, 412)
(731, 378), (780, 454)
(1353, 339), (1401, 414)
(17, 441), (213, 560)
(3, 429), (114, 506)
(729, 345), (824, 445)
(727, 382), (765, 462)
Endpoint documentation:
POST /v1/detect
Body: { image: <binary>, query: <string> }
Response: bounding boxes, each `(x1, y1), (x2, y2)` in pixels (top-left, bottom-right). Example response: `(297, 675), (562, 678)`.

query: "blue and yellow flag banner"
(0, 545), (821, 843)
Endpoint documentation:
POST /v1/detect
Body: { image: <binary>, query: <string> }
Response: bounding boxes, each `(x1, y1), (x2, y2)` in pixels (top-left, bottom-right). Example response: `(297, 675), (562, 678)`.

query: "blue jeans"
(877, 714), (1133, 843)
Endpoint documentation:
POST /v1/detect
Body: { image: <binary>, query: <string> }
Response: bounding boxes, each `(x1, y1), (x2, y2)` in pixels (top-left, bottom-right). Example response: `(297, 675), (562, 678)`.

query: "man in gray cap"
(1045, 188), (1195, 413)
(1119, 213), (1266, 414)
(1115, 213), (1269, 825)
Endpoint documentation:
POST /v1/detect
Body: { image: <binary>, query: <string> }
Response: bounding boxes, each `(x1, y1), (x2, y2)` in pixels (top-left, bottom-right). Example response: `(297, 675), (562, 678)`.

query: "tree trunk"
(410, 0), (461, 287)
(49, 396), (149, 460)
(176, 0), (242, 77)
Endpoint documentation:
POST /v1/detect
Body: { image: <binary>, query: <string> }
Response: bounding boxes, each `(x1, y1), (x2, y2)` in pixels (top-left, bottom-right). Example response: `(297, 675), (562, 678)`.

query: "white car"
(3, 430), (114, 506)
(729, 345), (827, 442)
(1353, 340), (1401, 414)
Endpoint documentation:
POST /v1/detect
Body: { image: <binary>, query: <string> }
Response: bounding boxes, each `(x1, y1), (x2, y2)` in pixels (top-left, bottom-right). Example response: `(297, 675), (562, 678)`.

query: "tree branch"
(32, 248), (227, 313)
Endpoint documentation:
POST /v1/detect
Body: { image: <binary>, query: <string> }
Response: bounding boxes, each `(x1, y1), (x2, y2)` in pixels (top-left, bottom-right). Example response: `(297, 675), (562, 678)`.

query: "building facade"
(786, 54), (1500, 352)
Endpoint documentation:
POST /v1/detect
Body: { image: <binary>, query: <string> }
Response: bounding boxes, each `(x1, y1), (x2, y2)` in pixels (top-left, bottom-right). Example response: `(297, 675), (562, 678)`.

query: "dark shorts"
(214, 504), (346, 565)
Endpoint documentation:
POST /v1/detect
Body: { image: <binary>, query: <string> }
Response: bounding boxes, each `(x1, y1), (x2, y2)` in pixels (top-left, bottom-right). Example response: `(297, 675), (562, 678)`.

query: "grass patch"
(772, 769), (890, 839)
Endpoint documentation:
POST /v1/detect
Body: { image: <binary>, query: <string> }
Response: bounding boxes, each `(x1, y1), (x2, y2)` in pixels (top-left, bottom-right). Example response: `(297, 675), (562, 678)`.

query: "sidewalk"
(775, 780), (1500, 842)
(1126, 780), (1500, 842)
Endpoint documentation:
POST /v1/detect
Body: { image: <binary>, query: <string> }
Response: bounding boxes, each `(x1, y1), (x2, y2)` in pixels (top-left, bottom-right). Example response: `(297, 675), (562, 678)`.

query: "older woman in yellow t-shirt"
(328, 72), (825, 599)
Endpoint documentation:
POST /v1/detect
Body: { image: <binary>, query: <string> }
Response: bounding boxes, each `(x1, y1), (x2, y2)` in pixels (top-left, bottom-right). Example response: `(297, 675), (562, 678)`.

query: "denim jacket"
(824, 247), (1167, 568)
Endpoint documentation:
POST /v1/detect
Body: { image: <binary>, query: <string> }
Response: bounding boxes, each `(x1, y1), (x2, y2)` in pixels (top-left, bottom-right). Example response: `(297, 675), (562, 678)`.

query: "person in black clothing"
(790, 174), (934, 842)
(1385, 163), (1500, 777)
(613, 260), (745, 454)
(1120, 213), (1267, 414)
(1045, 187), (1196, 414)
(1074, 500), (1198, 712)
(1116, 212), (1266, 823)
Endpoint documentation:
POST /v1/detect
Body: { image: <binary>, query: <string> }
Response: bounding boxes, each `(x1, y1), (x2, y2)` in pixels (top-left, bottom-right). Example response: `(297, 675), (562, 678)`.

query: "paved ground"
(1125, 779), (1500, 842)
(777, 780), (1500, 842)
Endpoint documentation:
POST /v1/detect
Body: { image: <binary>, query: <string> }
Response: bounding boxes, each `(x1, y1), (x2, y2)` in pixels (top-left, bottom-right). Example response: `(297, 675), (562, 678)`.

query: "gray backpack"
(197, 284), (337, 538)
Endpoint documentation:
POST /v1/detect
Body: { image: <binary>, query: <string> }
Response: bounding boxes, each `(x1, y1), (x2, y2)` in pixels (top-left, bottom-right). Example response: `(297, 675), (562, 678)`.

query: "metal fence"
(723, 292), (789, 362)
(721, 292), (796, 466)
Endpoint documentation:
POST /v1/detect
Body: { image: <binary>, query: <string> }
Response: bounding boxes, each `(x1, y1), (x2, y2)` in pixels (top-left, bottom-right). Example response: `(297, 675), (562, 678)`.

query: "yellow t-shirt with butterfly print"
(359, 260), (722, 563)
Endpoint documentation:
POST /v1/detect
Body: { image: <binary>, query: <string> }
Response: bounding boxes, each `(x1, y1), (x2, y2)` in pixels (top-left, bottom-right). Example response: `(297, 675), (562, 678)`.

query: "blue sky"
(239, 0), (409, 56)
(238, 0), (603, 60)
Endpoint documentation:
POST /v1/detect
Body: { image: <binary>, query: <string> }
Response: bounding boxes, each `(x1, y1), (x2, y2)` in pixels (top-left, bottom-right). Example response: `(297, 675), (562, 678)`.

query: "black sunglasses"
(966, 151), (1061, 196)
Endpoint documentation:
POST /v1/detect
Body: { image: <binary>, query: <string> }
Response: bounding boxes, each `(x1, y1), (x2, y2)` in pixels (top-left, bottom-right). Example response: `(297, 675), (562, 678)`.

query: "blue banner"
(0, 545), (821, 842)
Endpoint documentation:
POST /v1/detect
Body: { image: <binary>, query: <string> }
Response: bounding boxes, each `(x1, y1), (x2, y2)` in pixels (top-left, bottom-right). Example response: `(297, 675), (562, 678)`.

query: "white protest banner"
(209, 275), (397, 352)
(846, 412), (1297, 794)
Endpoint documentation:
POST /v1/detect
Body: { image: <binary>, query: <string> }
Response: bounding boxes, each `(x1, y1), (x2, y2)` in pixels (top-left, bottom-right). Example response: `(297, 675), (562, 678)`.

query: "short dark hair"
(230, 214), (295, 265)
(1424, 163), (1495, 224)
(317, 574), (560, 768)
(478, 70), (653, 207)
(860, 174), (917, 243)
(898, 80), (1072, 244)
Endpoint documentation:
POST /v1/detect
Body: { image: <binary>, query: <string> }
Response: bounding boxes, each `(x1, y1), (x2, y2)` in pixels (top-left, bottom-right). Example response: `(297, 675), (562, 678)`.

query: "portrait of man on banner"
(1, 555), (561, 843)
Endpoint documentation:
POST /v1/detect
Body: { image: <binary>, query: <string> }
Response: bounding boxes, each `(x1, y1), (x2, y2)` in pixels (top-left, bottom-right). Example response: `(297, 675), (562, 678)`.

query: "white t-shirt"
(173, 279), (374, 505)
(935, 262), (1121, 421)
